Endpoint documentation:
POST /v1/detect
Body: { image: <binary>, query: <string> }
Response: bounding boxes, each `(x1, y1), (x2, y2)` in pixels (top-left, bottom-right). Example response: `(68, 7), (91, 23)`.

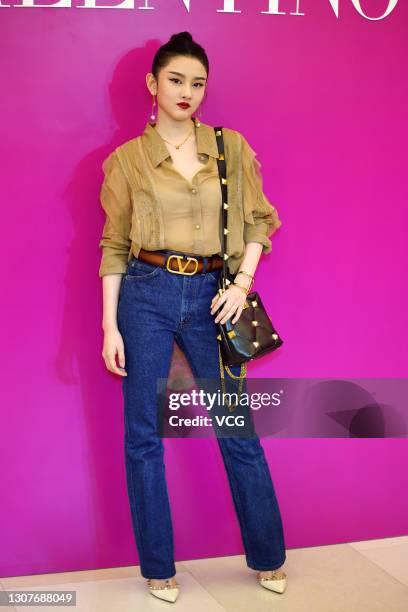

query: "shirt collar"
(142, 117), (220, 167)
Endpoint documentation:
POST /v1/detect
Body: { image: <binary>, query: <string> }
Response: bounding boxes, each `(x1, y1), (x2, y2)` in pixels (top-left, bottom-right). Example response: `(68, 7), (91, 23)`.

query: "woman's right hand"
(102, 327), (128, 377)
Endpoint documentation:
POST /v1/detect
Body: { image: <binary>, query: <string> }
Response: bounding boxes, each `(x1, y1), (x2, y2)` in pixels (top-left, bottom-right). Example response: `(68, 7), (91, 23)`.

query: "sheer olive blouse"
(98, 118), (282, 277)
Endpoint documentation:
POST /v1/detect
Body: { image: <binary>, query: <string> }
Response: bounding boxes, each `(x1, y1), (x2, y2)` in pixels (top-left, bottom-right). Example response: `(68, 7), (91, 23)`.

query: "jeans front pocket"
(206, 268), (221, 283)
(125, 258), (162, 280)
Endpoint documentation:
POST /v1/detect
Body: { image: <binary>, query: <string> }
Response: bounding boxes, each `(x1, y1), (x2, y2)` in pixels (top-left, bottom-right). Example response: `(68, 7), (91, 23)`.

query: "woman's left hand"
(210, 285), (247, 324)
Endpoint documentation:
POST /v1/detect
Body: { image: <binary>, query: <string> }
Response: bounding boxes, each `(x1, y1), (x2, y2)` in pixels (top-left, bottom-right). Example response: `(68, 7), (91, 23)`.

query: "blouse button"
(195, 224), (200, 229)
(191, 187), (197, 194)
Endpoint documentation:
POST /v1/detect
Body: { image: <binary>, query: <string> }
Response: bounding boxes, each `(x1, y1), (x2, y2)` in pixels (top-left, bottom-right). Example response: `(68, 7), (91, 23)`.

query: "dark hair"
(151, 31), (209, 80)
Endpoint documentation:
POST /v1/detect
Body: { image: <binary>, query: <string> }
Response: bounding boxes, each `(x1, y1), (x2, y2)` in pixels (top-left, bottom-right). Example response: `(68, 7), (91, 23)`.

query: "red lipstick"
(177, 102), (190, 109)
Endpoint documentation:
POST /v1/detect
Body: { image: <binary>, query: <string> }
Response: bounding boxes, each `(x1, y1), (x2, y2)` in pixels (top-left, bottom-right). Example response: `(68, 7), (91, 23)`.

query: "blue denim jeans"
(117, 253), (286, 579)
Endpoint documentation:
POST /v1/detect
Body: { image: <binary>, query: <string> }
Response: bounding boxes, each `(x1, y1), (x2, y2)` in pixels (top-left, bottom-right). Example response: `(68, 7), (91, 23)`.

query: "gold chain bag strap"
(213, 126), (284, 411)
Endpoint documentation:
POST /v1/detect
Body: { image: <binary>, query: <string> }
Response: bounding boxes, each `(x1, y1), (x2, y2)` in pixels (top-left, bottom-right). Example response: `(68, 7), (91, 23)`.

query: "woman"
(99, 31), (287, 603)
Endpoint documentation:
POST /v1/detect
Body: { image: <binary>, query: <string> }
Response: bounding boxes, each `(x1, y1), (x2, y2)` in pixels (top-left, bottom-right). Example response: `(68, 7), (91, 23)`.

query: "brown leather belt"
(136, 248), (223, 276)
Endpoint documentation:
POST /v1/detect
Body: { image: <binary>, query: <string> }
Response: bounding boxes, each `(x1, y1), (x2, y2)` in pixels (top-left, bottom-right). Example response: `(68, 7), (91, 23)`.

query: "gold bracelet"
(237, 270), (254, 284)
(232, 282), (249, 295)
(235, 273), (253, 292)
(237, 270), (254, 281)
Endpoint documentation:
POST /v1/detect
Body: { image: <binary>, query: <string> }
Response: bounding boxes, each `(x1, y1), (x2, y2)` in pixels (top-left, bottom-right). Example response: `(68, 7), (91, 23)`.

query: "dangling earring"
(150, 94), (157, 123)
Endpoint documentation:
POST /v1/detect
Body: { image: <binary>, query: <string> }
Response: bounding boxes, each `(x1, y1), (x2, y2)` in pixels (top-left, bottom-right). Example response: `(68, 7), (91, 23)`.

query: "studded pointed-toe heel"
(257, 568), (287, 594)
(147, 578), (180, 603)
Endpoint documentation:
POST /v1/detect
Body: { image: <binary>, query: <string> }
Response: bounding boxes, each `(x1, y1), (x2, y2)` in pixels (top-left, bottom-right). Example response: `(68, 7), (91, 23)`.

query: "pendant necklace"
(155, 123), (195, 150)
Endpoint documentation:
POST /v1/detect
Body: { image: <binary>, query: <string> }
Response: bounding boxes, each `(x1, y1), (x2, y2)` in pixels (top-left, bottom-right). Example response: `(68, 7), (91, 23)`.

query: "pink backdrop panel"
(1, 0), (407, 577)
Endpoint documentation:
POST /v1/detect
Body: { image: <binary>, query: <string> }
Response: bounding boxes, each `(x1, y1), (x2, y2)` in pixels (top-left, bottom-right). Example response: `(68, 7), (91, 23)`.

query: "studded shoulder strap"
(214, 126), (230, 290)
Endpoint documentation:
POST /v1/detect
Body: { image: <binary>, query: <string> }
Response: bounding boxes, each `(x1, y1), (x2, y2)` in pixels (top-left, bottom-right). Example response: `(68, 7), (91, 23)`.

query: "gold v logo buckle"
(166, 254), (199, 275)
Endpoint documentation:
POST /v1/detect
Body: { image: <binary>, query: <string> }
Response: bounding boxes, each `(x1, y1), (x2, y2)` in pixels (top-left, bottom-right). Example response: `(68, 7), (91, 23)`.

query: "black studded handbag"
(212, 126), (283, 405)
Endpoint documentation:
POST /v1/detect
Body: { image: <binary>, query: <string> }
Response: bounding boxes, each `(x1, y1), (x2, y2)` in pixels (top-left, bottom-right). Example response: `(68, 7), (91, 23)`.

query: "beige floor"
(1, 537), (408, 611)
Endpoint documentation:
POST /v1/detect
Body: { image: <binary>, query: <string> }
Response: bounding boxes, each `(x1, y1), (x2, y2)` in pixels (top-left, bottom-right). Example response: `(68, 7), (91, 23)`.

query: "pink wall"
(1, 1), (407, 578)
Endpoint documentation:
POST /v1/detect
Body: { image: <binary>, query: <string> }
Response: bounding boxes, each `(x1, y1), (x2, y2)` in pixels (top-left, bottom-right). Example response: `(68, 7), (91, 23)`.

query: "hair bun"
(170, 31), (193, 44)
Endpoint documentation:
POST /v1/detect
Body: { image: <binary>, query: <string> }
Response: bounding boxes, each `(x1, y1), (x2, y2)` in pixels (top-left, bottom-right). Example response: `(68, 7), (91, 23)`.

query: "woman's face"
(150, 55), (207, 123)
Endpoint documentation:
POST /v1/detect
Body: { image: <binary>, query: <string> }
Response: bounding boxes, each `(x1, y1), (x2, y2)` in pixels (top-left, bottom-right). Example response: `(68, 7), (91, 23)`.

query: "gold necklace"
(155, 123), (195, 150)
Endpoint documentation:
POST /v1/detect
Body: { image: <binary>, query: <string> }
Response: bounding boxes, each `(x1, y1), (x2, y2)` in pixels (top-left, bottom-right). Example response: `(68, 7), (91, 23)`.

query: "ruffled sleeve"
(241, 133), (282, 253)
(98, 150), (132, 277)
